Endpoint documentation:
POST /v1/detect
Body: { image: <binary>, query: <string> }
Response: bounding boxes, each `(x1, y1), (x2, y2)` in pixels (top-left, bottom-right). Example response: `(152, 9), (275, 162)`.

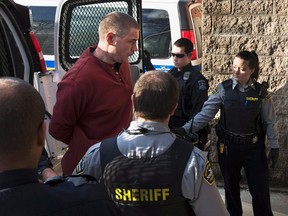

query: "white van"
(14, 0), (202, 72)
(14, 0), (203, 158)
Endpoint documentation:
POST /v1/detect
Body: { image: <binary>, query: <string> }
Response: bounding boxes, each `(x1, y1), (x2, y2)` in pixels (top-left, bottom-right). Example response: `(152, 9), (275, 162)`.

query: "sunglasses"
(171, 53), (186, 58)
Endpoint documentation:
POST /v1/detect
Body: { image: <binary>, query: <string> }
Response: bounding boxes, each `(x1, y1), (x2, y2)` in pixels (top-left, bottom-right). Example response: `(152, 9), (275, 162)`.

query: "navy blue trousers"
(217, 139), (273, 216)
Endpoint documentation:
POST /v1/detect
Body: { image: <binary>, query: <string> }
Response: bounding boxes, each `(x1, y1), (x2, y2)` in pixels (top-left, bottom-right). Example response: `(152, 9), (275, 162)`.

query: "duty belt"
(225, 132), (259, 144)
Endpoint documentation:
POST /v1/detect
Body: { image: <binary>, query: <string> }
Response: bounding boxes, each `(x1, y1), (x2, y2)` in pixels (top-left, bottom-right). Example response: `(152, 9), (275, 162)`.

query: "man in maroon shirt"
(49, 12), (140, 175)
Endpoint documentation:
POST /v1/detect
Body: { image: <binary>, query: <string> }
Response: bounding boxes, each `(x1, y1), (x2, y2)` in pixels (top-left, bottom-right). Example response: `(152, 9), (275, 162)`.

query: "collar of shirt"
(231, 77), (256, 91)
(117, 121), (176, 158)
(0, 169), (38, 190)
(170, 62), (193, 76)
(127, 120), (170, 133)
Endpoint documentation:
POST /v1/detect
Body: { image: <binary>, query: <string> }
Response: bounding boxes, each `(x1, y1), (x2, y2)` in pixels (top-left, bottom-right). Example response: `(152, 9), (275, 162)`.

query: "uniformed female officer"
(181, 50), (279, 216)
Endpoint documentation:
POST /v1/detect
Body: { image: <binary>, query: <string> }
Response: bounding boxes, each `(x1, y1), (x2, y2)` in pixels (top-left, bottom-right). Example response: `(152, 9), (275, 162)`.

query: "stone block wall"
(201, 0), (288, 187)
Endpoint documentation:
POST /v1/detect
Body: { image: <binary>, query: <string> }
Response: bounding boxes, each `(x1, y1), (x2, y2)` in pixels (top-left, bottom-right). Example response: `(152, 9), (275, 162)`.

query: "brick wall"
(201, 0), (288, 187)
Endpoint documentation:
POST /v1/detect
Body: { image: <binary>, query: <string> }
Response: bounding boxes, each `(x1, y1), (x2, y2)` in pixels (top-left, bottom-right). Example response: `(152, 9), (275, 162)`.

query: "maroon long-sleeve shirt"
(49, 46), (133, 174)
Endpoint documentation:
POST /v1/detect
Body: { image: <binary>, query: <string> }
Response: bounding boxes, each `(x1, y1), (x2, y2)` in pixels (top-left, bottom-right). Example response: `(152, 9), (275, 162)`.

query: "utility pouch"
(219, 141), (225, 154)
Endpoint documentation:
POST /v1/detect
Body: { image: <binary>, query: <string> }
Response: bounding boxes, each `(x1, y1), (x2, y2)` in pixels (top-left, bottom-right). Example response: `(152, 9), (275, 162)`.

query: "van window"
(68, 2), (129, 57)
(0, 12), (25, 79)
(66, 7), (172, 62)
(27, 6), (173, 69)
(29, 6), (56, 56)
(142, 9), (171, 59)
(190, 5), (202, 59)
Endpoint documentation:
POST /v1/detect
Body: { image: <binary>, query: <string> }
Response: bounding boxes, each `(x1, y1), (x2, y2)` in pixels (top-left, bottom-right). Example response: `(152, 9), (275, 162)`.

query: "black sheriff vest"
(219, 79), (263, 134)
(100, 137), (195, 216)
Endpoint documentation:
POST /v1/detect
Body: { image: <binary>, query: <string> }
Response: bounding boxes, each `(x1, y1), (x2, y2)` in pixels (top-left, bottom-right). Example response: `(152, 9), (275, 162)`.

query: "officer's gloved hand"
(171, 127), (187, 137)
(268, 148), (279, 169)
(185, 131), (199, 144)
(171, 127), (198, 144)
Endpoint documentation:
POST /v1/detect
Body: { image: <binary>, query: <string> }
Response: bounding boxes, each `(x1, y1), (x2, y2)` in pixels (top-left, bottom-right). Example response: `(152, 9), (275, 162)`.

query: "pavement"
(218, 186), (288, 216)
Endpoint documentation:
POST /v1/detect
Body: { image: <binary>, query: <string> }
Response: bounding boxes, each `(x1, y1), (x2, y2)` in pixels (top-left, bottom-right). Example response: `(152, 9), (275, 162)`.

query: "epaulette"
(212, 79), (232, 95)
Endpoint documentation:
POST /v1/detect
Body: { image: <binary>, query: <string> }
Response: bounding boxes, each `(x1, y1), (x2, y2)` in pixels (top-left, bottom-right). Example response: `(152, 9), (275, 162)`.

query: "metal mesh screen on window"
(59, 0), (140, 71)
(0, 28), (10, 77)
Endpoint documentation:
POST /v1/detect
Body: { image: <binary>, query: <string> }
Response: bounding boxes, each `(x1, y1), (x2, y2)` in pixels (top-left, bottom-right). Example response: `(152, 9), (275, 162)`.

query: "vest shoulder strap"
(100, 137), (121, 172)
(222, 79), (233, 90)
(172, 138), (194, 180)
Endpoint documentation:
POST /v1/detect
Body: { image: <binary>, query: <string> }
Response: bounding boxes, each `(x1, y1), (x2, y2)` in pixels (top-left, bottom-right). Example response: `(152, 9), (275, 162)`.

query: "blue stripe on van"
(44, 62), (200, 72)
(45, 60), (55, 69)
(153, 65), (173, 72)
(153, 64), (201, 72)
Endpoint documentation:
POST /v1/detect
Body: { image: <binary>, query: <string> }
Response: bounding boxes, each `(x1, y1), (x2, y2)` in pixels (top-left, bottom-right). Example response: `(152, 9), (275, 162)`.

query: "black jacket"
(168, 63), (208, 128)
(0, 169), (121, 216)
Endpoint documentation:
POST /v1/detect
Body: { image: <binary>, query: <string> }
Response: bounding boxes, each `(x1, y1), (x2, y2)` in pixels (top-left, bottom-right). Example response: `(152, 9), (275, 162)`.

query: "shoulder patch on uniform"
(265, 94), (271, 100)
(212, 86), (218, 94)
(75, 158), (85, 175)
(203, 161), (215, 185)
(198, 80), (207, 90)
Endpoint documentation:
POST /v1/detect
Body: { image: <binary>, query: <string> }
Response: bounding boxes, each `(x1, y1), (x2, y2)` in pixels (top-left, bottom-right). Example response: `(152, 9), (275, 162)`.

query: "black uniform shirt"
(0, 169), (121, 216)
(169, 63), (208, 127)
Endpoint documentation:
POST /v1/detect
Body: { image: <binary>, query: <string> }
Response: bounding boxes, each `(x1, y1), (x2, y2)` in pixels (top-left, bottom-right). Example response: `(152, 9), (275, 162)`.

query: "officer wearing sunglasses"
(168, 38), (209, 150)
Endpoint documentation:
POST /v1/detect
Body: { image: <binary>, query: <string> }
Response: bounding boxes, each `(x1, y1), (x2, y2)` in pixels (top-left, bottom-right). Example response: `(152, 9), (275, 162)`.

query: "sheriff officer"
(72, 71), (228, 216)
(181, 50), (279, 216)
(168, 38), (209, 150)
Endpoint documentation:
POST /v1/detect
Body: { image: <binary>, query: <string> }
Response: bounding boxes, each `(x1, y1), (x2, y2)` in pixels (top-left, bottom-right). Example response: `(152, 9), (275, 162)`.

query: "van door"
(35, 0), (142, 159)
(188, 2), (202, 66)
(0, 0), (40, 83)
